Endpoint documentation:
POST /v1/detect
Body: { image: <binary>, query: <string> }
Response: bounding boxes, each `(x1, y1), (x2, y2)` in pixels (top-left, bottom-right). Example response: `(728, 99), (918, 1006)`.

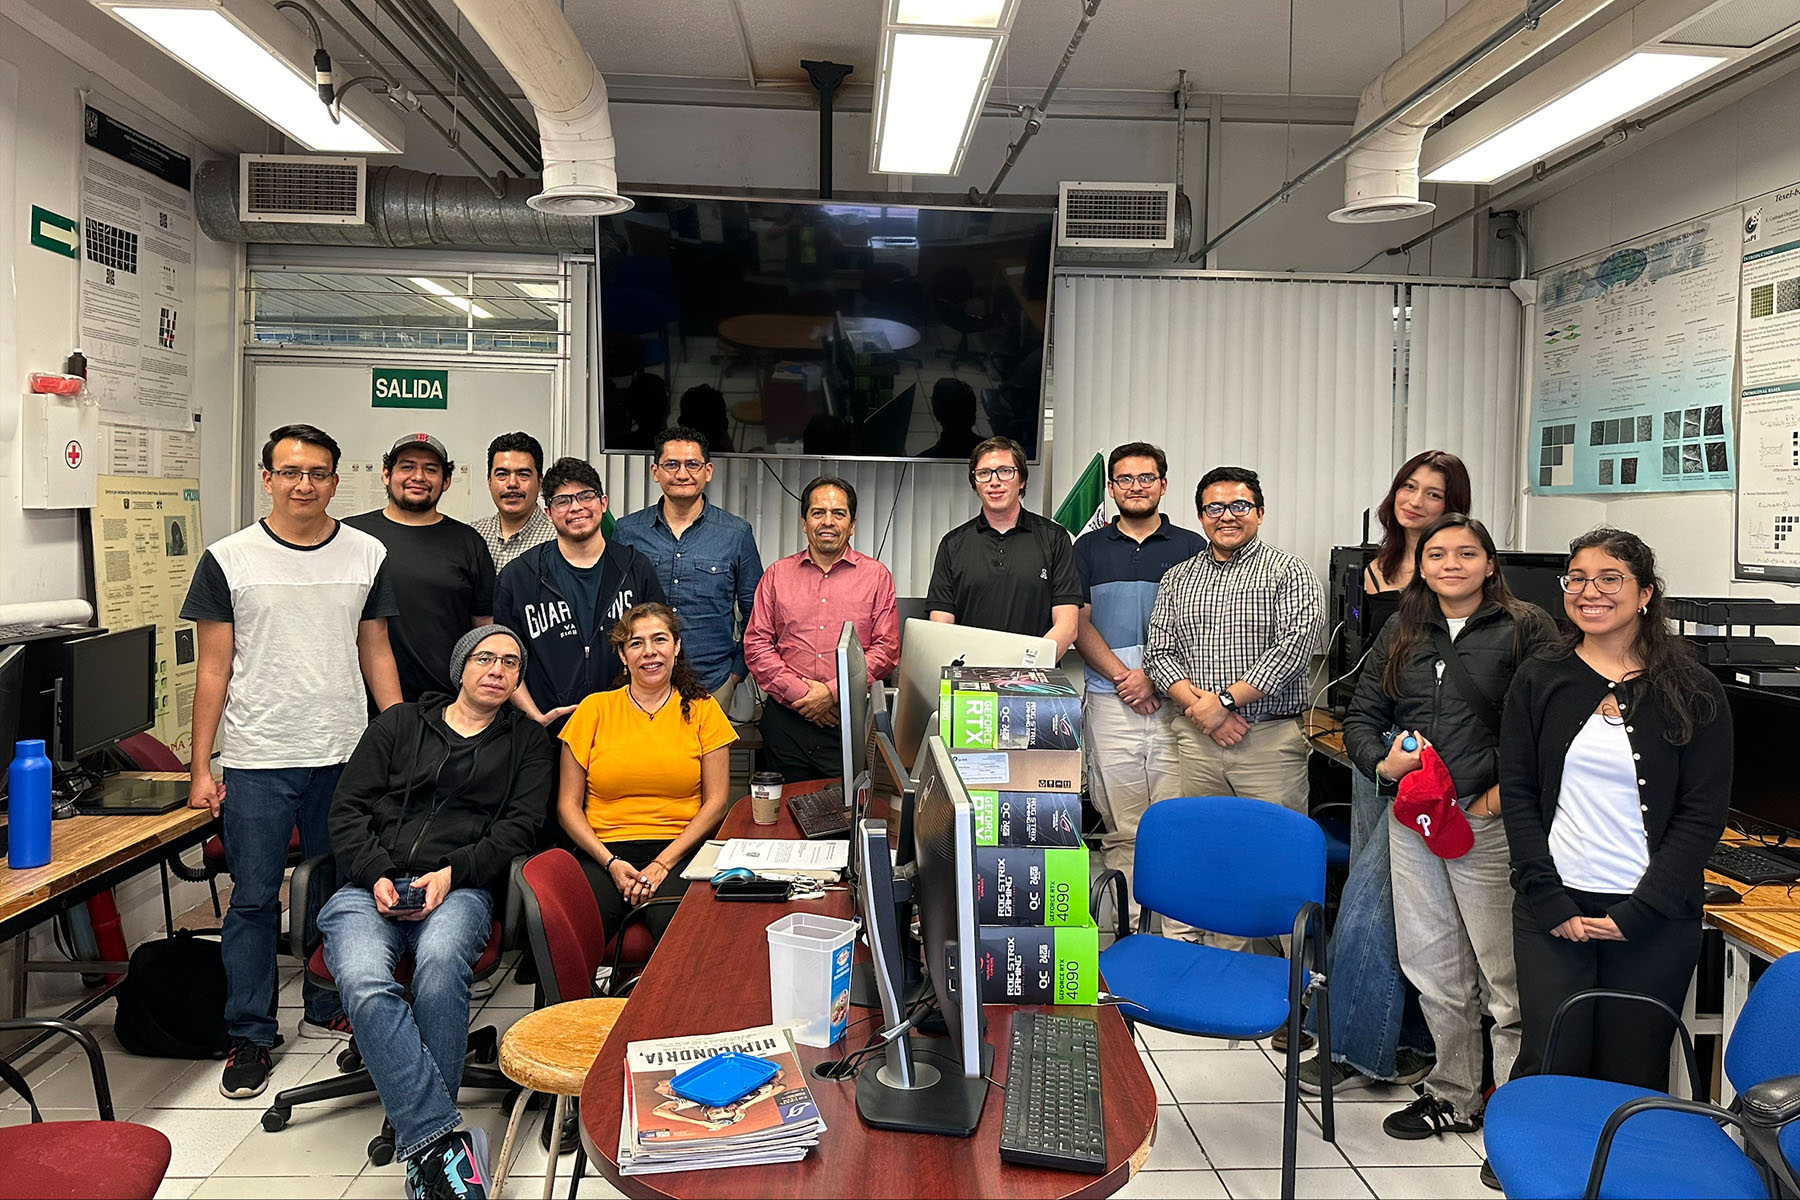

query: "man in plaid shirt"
(1143, 465), (1323, 948)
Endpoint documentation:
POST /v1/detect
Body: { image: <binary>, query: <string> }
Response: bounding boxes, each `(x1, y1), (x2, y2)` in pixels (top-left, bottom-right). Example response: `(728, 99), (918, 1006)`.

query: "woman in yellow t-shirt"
(558, 602), (737, 941)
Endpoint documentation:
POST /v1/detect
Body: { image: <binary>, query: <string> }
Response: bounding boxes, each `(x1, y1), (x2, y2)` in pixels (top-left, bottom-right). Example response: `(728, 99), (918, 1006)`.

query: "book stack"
(618, 1025), (826, 1175)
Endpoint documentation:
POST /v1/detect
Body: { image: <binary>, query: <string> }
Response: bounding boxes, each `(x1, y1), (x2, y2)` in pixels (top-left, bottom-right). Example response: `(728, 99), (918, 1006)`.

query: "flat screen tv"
(596, 195), (1054, 462)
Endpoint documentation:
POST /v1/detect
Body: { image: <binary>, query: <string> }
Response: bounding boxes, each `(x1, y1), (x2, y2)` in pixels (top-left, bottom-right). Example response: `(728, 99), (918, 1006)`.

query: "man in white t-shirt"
(181, 423), (403, 1101)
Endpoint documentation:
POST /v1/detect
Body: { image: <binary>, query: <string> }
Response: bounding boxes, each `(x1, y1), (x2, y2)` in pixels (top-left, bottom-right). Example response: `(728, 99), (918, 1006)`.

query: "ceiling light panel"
(894, 0), (1010, 27)
(871, 0), (1018, 177)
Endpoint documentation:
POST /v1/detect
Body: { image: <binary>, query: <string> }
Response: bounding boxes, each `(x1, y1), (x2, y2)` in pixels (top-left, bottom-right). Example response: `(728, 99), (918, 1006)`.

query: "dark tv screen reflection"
(597, 196), (1053, 461)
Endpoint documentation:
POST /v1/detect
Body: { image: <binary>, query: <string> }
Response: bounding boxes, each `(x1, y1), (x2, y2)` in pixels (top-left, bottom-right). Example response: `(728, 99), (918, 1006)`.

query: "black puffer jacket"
(1343, 600), (1560, 798)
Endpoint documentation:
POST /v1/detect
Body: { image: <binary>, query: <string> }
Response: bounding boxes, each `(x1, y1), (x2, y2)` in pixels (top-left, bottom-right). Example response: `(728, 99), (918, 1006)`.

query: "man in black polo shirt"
(926, 436), (1081, 656)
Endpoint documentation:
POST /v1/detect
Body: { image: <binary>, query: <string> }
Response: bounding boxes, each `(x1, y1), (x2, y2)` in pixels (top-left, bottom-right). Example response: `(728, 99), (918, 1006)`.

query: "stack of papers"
(680, 839), (849, 881)
(618, 1024), (826, 1175)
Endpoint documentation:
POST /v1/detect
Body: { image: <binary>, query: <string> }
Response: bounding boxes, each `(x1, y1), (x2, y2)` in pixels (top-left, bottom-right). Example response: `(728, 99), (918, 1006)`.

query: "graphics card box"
(976, 923), (1100, 1006)
(970, 790), (1084, 847)
(974, 846), (1090, 926)
(949, 748), (1082, 794)
(940, 667), (1081, 751)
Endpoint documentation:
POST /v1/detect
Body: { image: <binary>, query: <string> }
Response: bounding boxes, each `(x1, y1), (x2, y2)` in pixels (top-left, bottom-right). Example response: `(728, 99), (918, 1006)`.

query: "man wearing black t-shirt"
(347, 434), (495, 703)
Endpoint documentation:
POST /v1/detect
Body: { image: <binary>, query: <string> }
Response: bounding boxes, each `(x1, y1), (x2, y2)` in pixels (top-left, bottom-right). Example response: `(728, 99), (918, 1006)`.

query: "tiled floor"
(4, 954), (1497, 1199)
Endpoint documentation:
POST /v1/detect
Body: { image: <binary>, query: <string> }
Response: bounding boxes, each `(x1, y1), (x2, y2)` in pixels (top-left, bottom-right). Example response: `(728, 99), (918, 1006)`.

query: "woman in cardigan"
(1500, 528), (1731, 1088)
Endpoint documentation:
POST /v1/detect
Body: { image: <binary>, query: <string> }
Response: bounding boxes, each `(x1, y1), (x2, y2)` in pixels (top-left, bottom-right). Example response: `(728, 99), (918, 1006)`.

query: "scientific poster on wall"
(79, 106), (195, 432)
(1734, 185), (1800, 582)
(91, 475), (203, 761)
(1528, 215), (1740, 495)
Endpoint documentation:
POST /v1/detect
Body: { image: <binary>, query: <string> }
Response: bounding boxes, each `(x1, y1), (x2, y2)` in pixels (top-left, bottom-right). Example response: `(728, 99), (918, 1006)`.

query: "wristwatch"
(1216, 690), (1237, 713)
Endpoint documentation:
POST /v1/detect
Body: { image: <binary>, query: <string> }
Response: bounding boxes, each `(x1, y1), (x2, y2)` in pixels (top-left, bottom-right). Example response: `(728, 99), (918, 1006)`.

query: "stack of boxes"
(939, 667), (1099, 1006)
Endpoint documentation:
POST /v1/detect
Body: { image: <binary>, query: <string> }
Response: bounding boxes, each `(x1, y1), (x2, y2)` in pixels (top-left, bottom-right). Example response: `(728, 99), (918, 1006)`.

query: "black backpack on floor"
(114, 931), (229, 1059)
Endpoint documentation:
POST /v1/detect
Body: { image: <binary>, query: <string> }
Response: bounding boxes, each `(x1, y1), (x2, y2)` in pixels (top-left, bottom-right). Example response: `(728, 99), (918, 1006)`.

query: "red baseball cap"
(1393, 746), (1473, 859)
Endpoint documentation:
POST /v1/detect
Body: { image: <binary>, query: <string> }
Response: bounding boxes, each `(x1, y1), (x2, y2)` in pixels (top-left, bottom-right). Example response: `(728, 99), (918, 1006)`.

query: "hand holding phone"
(390, 876), (428, 912)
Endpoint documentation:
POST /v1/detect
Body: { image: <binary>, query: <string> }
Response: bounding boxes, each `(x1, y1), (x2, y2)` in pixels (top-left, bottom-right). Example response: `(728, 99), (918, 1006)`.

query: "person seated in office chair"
(557, 602), (737, 945)
(318, 625), (555, 1200)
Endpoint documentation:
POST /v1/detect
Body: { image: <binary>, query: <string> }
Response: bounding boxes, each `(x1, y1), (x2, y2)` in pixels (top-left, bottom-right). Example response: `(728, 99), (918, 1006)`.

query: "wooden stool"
(492, 997), (626, 1199)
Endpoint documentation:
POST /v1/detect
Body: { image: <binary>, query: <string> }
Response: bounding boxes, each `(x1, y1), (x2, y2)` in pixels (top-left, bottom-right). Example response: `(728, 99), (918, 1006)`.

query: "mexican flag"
(1053, 452), (1107, 538)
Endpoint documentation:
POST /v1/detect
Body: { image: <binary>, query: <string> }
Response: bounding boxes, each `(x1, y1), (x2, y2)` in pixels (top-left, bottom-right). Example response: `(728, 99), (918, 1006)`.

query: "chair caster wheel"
(337, 1046), (362, 1072)
(262, 1106), (290, 1132)
(367, 1135), (395, 1166)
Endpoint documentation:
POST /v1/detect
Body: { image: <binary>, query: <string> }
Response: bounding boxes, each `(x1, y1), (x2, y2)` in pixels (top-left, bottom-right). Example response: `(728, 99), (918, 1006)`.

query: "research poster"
(92, 475), (204, 760)
(1529, 215), (1740, 495)
(1735, 185), (1800, 581)
(79, 106), (195, 432)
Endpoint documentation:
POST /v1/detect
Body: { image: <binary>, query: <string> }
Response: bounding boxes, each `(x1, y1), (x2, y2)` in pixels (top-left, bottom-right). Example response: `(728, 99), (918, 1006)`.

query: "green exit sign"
(372, 367), (448, 409)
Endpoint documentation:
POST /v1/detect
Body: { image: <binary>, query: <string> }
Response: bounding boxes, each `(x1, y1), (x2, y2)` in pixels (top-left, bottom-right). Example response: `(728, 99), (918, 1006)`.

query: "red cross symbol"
(64, 440), (83, 469)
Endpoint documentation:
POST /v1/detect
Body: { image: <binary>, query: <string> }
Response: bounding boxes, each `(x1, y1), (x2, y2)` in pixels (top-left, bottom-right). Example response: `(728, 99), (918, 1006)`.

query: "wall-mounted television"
(596, 195), (1054, 462)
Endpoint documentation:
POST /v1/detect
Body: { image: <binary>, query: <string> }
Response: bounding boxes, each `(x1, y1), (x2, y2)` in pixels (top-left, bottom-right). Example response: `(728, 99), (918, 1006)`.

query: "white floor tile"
(26, 1048), (201, 1113)
(188, 1176), (352, 1198)
(131, 1104), (270, 1178)
(559, 1169), (628, 1198)
(1141, 1105), (1211, 1171)
(1137, 1024), (1237, 1052)
(1305, 1100), (1480, 1168)
(1116, 1168), (1230, 1198)
(339, 1179), (398, 1199)
(213, 1105), (396, 1177)
(1182, 1103), (1346, 1170)
(145, 1047), (330, 1109)
(1219, 1167), (1374, 1199)
(1461, 1127), (1486, 1157)
(1140, 1051), (1174, 1105)
(153, 1180), (201, 1200)
(1156, 1050), (1288, 1104)
(1358, 1164), (1498, 1199)
(1287, 1067), (1420, 1104)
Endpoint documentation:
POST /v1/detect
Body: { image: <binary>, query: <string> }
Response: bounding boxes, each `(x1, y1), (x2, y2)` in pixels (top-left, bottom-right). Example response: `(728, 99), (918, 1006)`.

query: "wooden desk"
(1704, 900), (1800, 1103)
(581, 796), (1157, 1199)
(1301, 709), (1349, 767)
(717, 314), (922, 355)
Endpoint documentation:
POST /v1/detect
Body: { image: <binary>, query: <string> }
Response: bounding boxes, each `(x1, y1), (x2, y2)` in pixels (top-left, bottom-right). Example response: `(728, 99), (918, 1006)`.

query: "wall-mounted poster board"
(1735, 185), (1800, 583)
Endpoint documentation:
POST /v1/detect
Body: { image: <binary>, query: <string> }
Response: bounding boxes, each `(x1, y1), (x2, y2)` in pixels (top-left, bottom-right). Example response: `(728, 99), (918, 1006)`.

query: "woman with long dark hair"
(1501, 529), (1731, 1088)
(1344, 515), (1558, 1142)
(557, 603), (736, 942)
(1367, 451), (1473, 592)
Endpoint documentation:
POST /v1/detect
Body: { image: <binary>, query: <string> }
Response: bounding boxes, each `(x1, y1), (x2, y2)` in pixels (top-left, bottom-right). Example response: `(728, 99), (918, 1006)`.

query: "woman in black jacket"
(1500, 528), (1731, 1089)
(1344, 514), (1558, 1142)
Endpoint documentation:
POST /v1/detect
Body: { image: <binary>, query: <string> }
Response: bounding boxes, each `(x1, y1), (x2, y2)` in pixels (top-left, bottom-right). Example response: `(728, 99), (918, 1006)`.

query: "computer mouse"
(711, 867), (757, 886)
(1703, 880), (1742, 906)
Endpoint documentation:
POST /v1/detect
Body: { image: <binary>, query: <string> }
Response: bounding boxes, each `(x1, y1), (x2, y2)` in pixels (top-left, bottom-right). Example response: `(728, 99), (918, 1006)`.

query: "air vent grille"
(1058, 182), (1177, 248)
(239, 155), (366, 225)
(1663, 0), (1800, 47)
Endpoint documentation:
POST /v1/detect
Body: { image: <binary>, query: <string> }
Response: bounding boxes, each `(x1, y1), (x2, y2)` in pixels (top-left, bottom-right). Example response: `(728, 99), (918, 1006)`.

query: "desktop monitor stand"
(855, 1034), (992, 1137)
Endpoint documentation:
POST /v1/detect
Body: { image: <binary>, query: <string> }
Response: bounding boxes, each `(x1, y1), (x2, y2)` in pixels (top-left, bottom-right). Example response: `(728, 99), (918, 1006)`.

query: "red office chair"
(0, 1018), (171, 1200)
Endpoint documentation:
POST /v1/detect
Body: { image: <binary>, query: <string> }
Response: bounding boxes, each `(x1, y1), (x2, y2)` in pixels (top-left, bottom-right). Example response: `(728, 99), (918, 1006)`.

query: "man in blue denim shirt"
(613, 426), (764, 706)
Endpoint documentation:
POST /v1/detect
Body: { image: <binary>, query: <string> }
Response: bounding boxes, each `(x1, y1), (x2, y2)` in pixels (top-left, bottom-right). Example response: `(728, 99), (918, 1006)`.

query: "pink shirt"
(744, 548), (899, 706)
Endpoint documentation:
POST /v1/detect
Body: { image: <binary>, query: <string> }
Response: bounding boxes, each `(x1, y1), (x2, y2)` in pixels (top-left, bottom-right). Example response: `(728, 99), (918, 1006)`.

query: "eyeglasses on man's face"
(1559, 572), (1629, 595)
(1200, 499), (1257, 518)
(1110, 472), (1163, 489)
(271, 468), (334, 484)
(973, 465), (1020, 483)
(657, 459), (707, 475)
(547, 489), (601, 511)
(467, 651), (521, 671)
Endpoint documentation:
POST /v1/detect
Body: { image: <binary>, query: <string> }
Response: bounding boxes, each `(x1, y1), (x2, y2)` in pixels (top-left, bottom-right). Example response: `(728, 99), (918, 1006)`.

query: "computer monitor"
(0, 645), (26, 799)
(891, 618), (1057, 772)
(837, 622), (871, 799)
(58, 625), (156, 763)
(1722, 685), (1800, 848)
(1498, 551), (1572, 628)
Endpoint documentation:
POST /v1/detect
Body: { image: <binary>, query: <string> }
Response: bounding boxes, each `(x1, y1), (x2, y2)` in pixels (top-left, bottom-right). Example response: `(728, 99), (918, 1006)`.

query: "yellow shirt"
(560, 688), (737, 842)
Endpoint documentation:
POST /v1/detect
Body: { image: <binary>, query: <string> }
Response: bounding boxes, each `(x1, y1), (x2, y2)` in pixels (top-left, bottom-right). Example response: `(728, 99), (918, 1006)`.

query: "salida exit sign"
(372, 367), (449, 409)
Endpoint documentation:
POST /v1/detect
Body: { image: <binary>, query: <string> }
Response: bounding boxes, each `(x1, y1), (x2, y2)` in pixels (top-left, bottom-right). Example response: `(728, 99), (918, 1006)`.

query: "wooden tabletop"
(581, 792), (1157, 1199)
(1706, 906), (1800, 959)
(717, 314), (922, 355)
(1301, 709), (1348, 765)
(0, 795), (215, 933)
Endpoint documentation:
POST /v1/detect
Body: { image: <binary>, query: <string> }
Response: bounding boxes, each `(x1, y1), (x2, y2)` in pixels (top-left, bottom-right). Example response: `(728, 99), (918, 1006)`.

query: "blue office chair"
(1485, 950), (1800, 1199)
(1094, 795), (1334, 1200)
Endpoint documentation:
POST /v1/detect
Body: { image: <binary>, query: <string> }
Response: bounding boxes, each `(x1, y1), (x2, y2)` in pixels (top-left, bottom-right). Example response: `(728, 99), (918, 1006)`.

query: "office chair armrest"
(605, 897), (685, 995)
(1584, 1094), (1747, 1200)
(285, 854), (336, 962)
(0, 1018), (115, 1120)
(1741, 1073), (1800, 1127)
(166, 849), (216, 883)
(1090, 869), (1130, 942)
(1544, 989), (1703, 1098)
(501, 853), (530, 951)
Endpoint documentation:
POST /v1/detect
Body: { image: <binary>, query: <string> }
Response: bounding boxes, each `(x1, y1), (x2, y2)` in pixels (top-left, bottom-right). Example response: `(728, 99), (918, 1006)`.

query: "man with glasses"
(1074, 444), (1208, 918)
(614, 426), (763, 709)
(493, 457), (664, 734)
(472, 431), (555, 572)
(1144, 465), (1323, 948)
(347, 433), (495, 703)
(319, 624), (554, 1200)
(927, 436), (1082, 655)
(180, 423), (404, 1100)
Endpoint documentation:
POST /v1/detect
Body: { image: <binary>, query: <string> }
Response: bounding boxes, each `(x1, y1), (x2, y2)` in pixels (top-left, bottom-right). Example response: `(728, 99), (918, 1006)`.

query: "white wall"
(1521, 63), (1800, 599)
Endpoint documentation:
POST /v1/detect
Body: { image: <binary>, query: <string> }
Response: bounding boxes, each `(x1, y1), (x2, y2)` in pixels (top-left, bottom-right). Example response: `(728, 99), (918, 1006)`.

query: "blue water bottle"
(8, 739), (53, 869)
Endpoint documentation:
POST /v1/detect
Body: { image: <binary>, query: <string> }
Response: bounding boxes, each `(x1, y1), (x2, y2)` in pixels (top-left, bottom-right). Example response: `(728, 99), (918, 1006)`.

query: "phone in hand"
(390, 876), (428, 912)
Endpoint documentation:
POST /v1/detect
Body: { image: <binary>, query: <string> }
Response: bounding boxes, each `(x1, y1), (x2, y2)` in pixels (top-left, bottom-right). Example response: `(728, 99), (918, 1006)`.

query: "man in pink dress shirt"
(744, 475), (900, 783)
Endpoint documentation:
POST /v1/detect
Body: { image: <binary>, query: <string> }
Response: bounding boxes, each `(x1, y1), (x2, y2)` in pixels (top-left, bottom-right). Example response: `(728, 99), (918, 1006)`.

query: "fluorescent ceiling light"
(895, 0), (1008, 27)
(872, 0), (1015, 177)
(410, 277), (492, 320)
(513, 282), (562, 299)
(94, 2), (400, 153)
(1425, 51), (1723, 183)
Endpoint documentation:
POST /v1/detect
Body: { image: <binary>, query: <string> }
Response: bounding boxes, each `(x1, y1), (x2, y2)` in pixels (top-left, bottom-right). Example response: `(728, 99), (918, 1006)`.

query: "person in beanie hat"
(1340, 514), (1557, 1155)
(318, 625), (553, 1199)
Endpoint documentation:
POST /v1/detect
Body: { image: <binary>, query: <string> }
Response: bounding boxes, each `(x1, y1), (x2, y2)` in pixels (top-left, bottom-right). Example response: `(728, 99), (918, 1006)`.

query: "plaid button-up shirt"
(472, 508), (555, 573)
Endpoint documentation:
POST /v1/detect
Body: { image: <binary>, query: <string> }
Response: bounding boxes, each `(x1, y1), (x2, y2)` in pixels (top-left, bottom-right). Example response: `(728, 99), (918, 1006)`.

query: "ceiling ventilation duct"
(1331, 0), (1619, 223)
(447, 0), (632, 217)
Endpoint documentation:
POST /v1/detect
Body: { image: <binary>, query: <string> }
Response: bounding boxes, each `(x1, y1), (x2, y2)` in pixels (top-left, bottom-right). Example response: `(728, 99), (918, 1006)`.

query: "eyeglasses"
(657, 459), (707, 474)
(1559, 572), (1630, 595)
(467, 651), (521, 671)
(972, 466), (1020, 483)
(1111, 472), (1163, 489)
(1201, 499), (1257, 518)
(547, 489), (601, 510)
(271, 468), (334, 484)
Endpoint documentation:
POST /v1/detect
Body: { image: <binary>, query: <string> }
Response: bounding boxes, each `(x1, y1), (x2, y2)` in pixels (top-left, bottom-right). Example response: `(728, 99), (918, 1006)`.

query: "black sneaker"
(1480, 1159), (1501, 1190)
(219, 1036), (272, 1099)
(405, 1128), (490, 1200)
(1295, 1055), (1378, 1096)
(299, 1012), (353, 1041)
(1382, 1093), (1479, 1140)
(1393, 1046), (1436, 1086)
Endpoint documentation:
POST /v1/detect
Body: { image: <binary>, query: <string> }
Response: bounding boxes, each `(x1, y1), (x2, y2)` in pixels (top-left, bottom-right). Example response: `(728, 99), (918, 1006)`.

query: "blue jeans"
(1304, 753), (1434, 1077)
(221, 765), (343, 1044)
(319, 886), (493, 1161)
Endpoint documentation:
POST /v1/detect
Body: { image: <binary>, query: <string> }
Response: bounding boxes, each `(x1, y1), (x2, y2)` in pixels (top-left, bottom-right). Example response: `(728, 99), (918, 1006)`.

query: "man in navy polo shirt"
(1073, 442), (1206, 919)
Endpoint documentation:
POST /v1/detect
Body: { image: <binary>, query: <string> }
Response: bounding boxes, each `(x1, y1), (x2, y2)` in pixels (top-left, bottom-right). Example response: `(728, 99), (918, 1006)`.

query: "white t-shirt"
(181, 520), (397, 769)
(1445, 616), (1469, 640)
(1549, 711), (1650, 893)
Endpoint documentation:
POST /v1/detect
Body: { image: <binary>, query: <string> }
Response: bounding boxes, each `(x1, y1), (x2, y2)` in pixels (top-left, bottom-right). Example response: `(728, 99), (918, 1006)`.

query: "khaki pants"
(1082, 692), (1181, 930)
(1168, 715), (1311, 948)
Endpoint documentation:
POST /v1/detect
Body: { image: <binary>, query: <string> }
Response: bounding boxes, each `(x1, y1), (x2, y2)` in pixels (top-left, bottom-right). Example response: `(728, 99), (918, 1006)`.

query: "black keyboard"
(999, 1011), (1106, 1174)
(788, 784), (848, 839)
(1709, 842), (1800, 886)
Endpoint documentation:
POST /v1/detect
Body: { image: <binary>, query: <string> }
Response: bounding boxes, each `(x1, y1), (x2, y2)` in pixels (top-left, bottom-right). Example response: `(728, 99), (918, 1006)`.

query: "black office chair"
(931, 265), (998, 372)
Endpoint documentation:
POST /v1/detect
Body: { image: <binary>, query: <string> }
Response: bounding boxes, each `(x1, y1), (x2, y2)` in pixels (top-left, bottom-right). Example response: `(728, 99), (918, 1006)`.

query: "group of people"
(176, 419), (1728, 1197)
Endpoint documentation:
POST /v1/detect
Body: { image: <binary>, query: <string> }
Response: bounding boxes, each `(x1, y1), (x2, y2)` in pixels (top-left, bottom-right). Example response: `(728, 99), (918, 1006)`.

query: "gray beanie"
(449, 624), (527, 685)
